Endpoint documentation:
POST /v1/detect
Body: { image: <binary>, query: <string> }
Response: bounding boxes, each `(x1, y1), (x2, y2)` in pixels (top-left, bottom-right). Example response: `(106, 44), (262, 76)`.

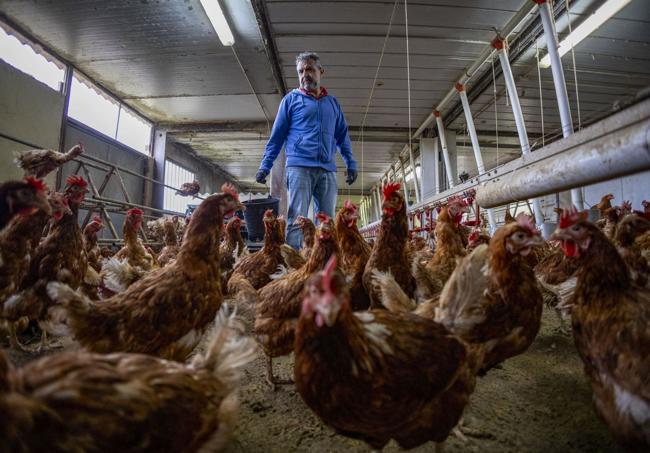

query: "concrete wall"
(583, 170), (650, 212)
(0, 60), (64, 185)
(165, 140), (237, 195)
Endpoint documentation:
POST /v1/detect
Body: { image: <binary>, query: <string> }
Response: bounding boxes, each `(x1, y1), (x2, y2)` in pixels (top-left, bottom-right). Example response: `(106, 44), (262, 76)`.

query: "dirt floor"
(4, 307), (622, 453)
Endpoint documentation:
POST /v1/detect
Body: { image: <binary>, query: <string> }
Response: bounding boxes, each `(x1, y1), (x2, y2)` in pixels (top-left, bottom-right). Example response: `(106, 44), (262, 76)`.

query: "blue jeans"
(286, 166), (337, 249)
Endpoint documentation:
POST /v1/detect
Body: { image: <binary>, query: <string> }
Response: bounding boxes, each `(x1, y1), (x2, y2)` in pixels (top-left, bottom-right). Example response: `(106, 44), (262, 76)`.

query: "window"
(68, 71), (152, 154)
(164, 160), (196, 214)
(68, 76), (120, 137)
(0, 25), (65, 91)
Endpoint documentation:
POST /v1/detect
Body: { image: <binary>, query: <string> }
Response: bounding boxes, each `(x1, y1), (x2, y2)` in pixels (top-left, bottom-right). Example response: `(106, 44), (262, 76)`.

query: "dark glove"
(345, 168), (358, 185)
(256, 169), (269, 184)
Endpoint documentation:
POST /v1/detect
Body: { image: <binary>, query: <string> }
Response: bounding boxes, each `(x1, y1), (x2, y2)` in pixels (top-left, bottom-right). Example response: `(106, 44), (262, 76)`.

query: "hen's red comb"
(91, 215), (103, 224)
(515, 213), (538, 235)
(316, 212), (331, 223)
(344, 199), (356, 211)
(65, 175), (88, 188)
(322, 255), (337, 295)
(263, 209), (274, 217)
(127, 208), (144, 216)
(221, 182), (239, 201)
(382, 183), (401, 200)
(25, 176), (47, 192)
(447, 195), (466, 206)
(559, 205), (588, 228)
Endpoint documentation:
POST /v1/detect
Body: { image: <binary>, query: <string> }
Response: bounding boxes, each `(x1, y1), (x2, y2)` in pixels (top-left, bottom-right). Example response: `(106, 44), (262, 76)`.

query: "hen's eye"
(572, 225), (581, 231)
(514, 232), (526, 241)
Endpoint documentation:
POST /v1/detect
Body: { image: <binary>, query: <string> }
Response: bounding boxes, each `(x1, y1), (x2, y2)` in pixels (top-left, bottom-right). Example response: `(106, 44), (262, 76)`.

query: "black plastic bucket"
(242, 197), (279, 241)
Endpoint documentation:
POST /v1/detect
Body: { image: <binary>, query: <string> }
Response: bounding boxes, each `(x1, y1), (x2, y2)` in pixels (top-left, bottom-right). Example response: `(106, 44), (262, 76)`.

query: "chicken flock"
(0, 146), (649, 452)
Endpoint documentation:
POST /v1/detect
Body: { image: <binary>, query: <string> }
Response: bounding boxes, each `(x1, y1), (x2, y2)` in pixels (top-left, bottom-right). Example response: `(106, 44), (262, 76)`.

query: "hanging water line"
(355, 0), (399, 202)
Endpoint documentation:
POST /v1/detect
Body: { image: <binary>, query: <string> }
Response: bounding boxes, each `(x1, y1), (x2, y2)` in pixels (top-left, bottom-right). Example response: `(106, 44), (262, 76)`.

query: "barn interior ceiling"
(1, 0), (648, 197)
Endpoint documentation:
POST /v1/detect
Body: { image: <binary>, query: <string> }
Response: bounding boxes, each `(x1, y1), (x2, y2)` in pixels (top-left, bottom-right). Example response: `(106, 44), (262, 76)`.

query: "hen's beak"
(34, 195), (52, 216)
(549, 229), (570, 242)
(316, 302), (339, 327)
(236, 201), (245, 211)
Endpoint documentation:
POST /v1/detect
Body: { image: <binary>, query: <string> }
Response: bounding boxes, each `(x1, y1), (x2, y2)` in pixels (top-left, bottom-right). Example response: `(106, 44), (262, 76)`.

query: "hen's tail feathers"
(84, 265), (102, 286)
(411, 256), (443, 301)
(270, 264), (289, 280)
(46, 281), (93, 317)
(101, 257), (143, 293)
(371, 269), (416, 313)
(192, 305), (257, 389)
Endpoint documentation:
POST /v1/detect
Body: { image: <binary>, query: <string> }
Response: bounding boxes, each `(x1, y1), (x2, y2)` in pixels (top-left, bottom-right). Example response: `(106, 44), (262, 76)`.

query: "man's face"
(297, 59), (323, 93)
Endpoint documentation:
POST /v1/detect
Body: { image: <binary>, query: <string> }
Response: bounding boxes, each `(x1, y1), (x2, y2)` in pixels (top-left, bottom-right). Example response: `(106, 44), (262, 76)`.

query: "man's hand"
(256, 169), (269, 184)
(345, 168), (358, 185)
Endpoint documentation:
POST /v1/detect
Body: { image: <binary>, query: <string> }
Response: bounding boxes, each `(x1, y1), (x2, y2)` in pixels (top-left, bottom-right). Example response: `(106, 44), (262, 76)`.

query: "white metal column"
(434, 110), (455, 188)
(536, 0), (584, 210)
(456, 83), (497, 232)
(373, 186), (381, 220)
(494, 37), (545, 227)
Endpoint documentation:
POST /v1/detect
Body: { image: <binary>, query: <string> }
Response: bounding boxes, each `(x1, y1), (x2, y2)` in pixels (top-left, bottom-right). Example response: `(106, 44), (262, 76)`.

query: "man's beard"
(302, 79), (318, 91)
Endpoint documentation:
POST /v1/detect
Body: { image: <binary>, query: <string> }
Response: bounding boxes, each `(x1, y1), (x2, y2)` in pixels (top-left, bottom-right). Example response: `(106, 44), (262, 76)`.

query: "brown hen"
(295, 256), (482, 451)
(158, 218), (181, 267)
(228, 209), (284, 290)
(0, 177), (51, 231)
(45, 184), (243, 361)
(0, 306), (256, 453)
(362, 183), (415, 309)
(14, 143), (84, 179)
(3, 176), (88, 349)
(254, 212), (339, 388)
(295, 215), (316, 259)
(335, 200), (371, 311)
(550, 207), (650, 451)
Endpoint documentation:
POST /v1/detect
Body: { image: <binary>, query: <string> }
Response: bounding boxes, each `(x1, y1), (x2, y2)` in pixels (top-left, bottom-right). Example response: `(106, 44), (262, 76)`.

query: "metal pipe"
(494, 38), (545, 226)
(407, 145), (421, 202)
(373, 187), (381, 220)
(433, 137), (441, 194)
(456, 83), (497, 232)
(434, 111), (455, 188)
(457, 84), (487, 175)
(536, 0), (584, 210)
(476, 101), (650, 207)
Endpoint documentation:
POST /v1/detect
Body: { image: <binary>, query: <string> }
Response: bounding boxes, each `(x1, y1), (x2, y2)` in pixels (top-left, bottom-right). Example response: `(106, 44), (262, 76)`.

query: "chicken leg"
(265, 356), (293, 390)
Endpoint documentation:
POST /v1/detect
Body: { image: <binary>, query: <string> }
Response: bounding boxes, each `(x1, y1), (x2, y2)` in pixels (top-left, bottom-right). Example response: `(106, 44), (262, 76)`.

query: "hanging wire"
(535, 40), (545, 147)
(491, 55), (499, 167)
(565, 0), (582, 130)
(405, 0), (414, 200)
(356, 0), (400, 200)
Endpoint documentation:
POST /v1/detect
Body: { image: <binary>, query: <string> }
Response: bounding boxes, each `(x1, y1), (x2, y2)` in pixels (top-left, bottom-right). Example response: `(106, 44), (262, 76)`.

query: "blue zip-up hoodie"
(259, 88), (357, 173)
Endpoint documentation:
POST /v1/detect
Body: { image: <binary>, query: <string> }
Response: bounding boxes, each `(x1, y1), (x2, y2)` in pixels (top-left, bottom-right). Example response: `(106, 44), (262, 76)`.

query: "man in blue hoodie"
(256, 51), (357, 249)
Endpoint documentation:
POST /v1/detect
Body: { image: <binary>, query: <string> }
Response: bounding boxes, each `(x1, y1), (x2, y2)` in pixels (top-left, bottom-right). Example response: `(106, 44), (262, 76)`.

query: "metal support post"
(456, 84), (487, 175)
(152, 128), (167, 212)
(493, 37), (545, 227)
(535, 0), (584, 210)
(434, 111), (455, 188)
(373, 186), (381, 220)
(456, 83), (497, 233)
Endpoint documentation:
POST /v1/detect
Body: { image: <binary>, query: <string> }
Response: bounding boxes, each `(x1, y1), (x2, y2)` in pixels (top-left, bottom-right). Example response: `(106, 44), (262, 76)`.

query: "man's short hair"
(295, 51), (322, 69)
